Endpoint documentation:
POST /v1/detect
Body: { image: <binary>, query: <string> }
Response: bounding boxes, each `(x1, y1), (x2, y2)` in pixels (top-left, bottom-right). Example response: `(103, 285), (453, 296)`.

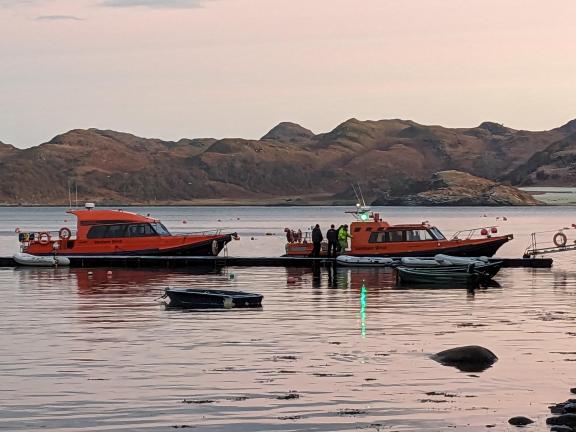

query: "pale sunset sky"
(1, 0), (575, 148)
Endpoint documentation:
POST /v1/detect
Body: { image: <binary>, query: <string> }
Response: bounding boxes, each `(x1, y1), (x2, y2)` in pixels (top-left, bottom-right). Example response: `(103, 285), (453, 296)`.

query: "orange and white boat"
(19, 203), (237, 257)
(286, 207), (513, 258)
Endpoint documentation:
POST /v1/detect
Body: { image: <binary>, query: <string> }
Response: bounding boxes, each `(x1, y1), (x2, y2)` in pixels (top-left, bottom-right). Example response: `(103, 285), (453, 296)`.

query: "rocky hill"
(373, 171), (542, 206)
(0, 118), (574, 205)
(505, 131), (576, 186)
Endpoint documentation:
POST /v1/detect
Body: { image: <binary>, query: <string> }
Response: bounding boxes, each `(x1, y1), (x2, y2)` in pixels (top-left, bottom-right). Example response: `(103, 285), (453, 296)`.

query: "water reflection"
(4, 264), (576, 432)
(360, 282), (367, 338)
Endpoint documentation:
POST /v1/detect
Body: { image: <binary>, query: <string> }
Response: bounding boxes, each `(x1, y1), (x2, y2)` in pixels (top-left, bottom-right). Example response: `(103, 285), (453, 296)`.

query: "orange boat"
(19, 204), (237, 257)
(286, 207), (513, 258)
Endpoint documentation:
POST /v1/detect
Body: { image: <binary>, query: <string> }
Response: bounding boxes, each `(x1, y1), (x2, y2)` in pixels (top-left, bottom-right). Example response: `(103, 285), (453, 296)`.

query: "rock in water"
(431, 345), (498, 372)
(547, 414), (576, 427)
(508, 416), (534, 426)
(550, 425), (575, 432)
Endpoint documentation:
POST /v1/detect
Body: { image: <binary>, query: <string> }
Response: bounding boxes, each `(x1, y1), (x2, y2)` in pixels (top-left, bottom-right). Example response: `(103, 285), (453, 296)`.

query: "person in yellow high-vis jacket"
(338, 224), (353, 253)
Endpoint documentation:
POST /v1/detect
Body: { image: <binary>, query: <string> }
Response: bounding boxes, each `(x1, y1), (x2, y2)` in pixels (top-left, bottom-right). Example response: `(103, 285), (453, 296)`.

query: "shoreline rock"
(431, 345), (498, 372)
(372, 171), (543, 206)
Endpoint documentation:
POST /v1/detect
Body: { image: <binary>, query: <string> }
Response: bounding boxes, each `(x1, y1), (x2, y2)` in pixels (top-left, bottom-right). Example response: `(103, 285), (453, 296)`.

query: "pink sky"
(1, 0), (575, 147)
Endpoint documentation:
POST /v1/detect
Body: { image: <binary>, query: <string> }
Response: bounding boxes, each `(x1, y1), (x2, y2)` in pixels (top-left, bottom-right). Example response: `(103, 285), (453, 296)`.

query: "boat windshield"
(429, 227), (446, 240)
(152, 223), (171, 236)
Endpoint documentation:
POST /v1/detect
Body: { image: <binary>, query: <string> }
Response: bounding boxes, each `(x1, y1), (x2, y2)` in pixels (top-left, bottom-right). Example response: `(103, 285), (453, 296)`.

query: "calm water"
(1, 206), (576, 431)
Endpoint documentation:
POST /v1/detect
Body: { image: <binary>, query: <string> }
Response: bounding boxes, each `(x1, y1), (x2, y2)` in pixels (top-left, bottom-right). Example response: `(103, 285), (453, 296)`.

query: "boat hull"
(13, 253), (70, 267)
(399, 262), (503, 278)
(336, 256), (395, 267)
(26, 234), (234, 257)
(165, 288), (263, 309)
(396, 267), (488, 287)
(351, 236), (511, 258)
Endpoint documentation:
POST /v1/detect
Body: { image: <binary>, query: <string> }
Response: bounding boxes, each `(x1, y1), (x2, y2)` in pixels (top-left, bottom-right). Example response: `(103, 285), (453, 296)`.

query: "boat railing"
(523, 227), (576, 257)
(172, 229), (223, 236)
(450, 226), (500, 240)
(18, 230), (78, 242)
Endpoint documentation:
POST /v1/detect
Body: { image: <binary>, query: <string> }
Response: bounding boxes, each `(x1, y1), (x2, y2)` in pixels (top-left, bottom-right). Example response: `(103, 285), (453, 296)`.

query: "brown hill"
(505, 131), (576, 186)
(0, 141), (17, 158)
(0, 118), (573, 205)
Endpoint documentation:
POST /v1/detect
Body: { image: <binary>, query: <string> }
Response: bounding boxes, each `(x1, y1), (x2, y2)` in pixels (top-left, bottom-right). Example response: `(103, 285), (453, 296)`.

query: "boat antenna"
(357, 183), (367, 207)
(68, 179), (72, 209)
(75, 181), (78, 209)
(351, 184), (361, 206)
(351, 183), (367, 207)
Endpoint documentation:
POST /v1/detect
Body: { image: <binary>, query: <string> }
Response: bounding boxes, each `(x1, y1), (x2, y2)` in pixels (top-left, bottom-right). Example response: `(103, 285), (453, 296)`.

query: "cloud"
(101, 0), (209, 8)
(36, 14), (83, 20)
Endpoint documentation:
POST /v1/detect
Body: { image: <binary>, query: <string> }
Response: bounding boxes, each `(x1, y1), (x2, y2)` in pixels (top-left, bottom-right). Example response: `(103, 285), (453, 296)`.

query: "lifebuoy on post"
(59, 227), (72, 240)
(39, 232), (50, 245)
(553, 232), (568, 248)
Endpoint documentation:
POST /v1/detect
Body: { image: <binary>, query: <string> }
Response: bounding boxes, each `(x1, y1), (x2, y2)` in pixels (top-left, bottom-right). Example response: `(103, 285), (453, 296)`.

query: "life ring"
(39, 232), (50, 245)
(59, 227), (72, 240)
(553, 232), (568, 248)
(211, 240), (219, 256)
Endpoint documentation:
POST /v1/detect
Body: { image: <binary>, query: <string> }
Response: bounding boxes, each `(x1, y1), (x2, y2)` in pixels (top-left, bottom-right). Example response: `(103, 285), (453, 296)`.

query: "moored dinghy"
(336, 255), (395, 267)
(435, 254), (489, 265)
(164, 288), (263, 309)
(401, 257), (439, 267)
(396, 266), (489, 287)
(13, 252), (70, 267)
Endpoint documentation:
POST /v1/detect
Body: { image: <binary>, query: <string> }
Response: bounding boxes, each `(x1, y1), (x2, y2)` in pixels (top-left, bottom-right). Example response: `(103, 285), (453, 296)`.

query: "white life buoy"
(39, 232), (50, 245)
(59, 227), (72, 240)
(553, 232), (568, 247)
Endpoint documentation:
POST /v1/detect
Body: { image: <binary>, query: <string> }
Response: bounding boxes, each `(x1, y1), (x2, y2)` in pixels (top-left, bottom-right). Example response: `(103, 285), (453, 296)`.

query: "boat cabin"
(68, 207), (170, 239)
(351, 222), (447, 243)
(346, 208), (511, 257)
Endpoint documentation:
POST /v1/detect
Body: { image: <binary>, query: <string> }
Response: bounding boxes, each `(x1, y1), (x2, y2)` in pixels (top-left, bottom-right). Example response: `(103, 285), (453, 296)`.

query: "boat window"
(87, 224), (130, 239)
(429, 227), (446, 240)
(104, 224), (127, 238)
(368, 231), (406, 243)
(87, 225), (108, 239)
(368, 232), (387, 243)
(406, 229), (434, 241)
(354, 227), (362, 233)
(127, 223), (158, 237)
(388, 230), (404, 242)
(152, 223), (171, 236)
(365, 227), (373, 232)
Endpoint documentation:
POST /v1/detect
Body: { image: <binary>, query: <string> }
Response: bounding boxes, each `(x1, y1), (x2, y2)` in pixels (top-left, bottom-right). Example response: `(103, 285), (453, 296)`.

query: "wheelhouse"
(365, 226), (446, 243)
(86, 222), (172, 239)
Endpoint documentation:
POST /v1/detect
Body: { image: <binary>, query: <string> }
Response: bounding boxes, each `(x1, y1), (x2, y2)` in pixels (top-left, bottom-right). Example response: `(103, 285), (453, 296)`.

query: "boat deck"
(0, 255), (553, 268)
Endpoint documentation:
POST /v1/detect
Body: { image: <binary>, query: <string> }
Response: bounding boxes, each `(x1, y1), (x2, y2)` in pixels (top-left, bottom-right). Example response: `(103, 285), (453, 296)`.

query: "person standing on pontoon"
(338, 224), (353, 253)
(326, 224), (339, 257)
(311, 224), (323, 257)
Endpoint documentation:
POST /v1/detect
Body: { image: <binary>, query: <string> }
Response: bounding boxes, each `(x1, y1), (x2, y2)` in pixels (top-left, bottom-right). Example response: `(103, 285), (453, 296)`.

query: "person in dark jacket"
(326, 224), (339, 257)
(311, 224), (323, 257)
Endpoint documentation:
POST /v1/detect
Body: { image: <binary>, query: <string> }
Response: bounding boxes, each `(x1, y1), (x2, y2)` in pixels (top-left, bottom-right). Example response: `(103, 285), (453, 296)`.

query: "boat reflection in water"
(14, 266), (224, 324)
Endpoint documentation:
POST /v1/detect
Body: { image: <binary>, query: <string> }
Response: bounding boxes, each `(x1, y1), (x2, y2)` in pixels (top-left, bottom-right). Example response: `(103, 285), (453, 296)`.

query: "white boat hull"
(434, 254), (489, 266)
(13, 253), (70, 267)
(336, 255), (394, 267)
